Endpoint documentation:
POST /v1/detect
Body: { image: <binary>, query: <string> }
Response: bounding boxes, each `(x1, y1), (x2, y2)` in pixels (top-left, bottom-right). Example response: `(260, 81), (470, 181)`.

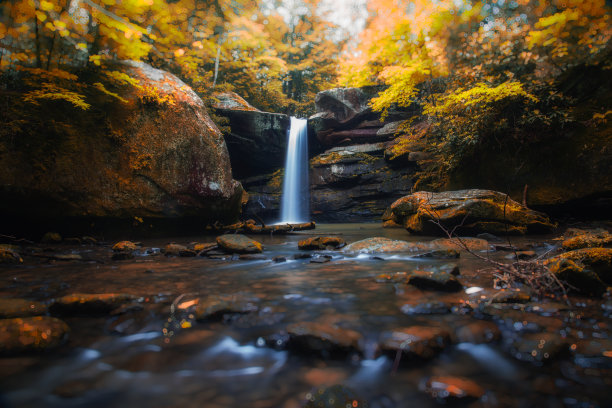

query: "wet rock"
(511, 333), (567, 363)
(424, 376), (485, 401)
(374, 272), (408, 283)
(304, 384), (368, 408)
(310, 255), (332, 263)
(283, 322), (362, 356)
(164, 243), (196, 257)
(454, 320), (501, 343)
(0, 298), (48, 318)
(216, 234), (263, 254)
(489, 289), (532, 303)
(81, 236), (97, 245)
(194, 294), (259, 321)
(342, 237), (426, 254)
(549, 248), (612, 283)
(545, 258), (606, 297)
(561, 228), (612, 250)
(239, 254), (267, 261)
(477, 233), (503, 242)
(193, 242), (217, 253)
(0, 316), (69, 353)
(407, 270), (463, 292)
(0, 247), (22, 264)
(414, 249), (460, 259)
(298, 236), (346, 250)
(52, 254), (83, 261)
(41, 232), (62, 243)
(293, 253), (312, 260)
(273, 256), (287, 263)
(401, 301), (451, 315)
(505, 250), (537, 260)
(389, 190), (555, 235)
(112, 251), (134, 260)
(380, 326), (451, 359)
(112, 241), (139, 252)
(429, 237), (492, 252)
(50, 293), (137, 315)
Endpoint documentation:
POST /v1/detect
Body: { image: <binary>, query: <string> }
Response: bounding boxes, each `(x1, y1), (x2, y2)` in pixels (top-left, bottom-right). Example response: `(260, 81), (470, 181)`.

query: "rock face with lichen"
(0, 61), (243, 228)
(388, 189), (555, 235)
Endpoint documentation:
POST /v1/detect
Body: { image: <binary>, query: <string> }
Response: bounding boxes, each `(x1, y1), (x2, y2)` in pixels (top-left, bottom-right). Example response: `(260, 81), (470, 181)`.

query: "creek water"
(279, 117), (309, 224)
(0, 224), (611, 408)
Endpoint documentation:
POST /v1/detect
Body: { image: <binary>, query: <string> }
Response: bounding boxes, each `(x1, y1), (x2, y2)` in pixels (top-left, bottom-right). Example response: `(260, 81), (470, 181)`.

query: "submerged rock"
(511, 333), (567, 363)
(298, 236), (346, 250)
(0, 298), (48, 318)
(406, 270), (463, 292)
(389, 190), (555, 235)
(400, 301), (451, 315)
(194, 294), (259, 321)
(0, 316), (69, 353)
(424, 376), (485, 401)
(50, 293), (137, 315)
(216, 234), (263, 254)
(379, 326), (451, 360)
(282, 322), (363, 357)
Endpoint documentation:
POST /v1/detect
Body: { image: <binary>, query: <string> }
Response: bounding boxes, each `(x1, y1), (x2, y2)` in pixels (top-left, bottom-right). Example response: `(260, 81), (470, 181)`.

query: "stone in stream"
(304, 384), (368, 408)
(192, 242), (217, 253)
(0, 247), (22, 264)
(429, 237), (492, 252)
(239, 254), (267, 261)
(278, 322), (363, 357)
(112, 241), (140, 252)
(511, 332), (568, 363)
(0, 298), (48, 318)
(342, 237), (427, 254)
(413, 249), (460, 259)
(379, 326), (451, 360)
(0, 316), (69, 353)
(424, 376), (485, 401)
(489, 289), (532, 304)
(49, 293), (138, 315)
(406, 270), (463, 292)
(561, 228), (612, 250)
(505, 250), (537, 260)
(194, 295), (259, 321)
(548, 247), (612, 284)
(164, 243), (196, 257)
(388, 189), (555, 235)
(453, 320), (501, 343)
(310, 254), (332, 263)
(216, 234), (263, 254)
(298, 236), (346, 250)
(544, 258), (606, 297)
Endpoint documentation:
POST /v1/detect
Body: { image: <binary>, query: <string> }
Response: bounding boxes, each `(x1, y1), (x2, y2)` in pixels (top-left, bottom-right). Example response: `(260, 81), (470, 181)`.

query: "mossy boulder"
(389, 190), (555, 235)
(561, 229), (612, 250)
(0, 61), (243, 226)
(545, 258), (606, 297)
(549, 248), (612, 284)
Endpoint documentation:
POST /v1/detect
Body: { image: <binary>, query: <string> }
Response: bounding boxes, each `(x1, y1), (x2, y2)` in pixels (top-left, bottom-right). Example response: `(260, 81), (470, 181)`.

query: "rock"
(283, 322), (362, 356)
(194, 294), (258, 321)
(52, 254), (82, 261)
(0, 247), (22, 264)
(376, 120), (403, 137)
(0, 61), (243, 225)
(112, 251), (134, 260)
(545, 258), (606, 296)
(343, 237), (427, 254)
(401, 301), (451, 315)
(0, 298), (48, 318)
(389, 190), (555, 235)
(314, 86), (381, 124)
(407, 151), (432, 161)
(293, 253), (312, 260)
(41, 232), (62, 243)
(298, 236), (345, 250)
(273, 256), (286, 263)
(550, 248), (612, 283)
(429, 237), (492, 252)
(82, 236), (97, 245)
(511, 333), (567, 363)
(407, 270), (463, 292)
(193, 242), (216, 252)
(489, 289), (532, 303)
(454, 320), (501, 343)
(216, 234), (263, 254)
(310, 255), (332, 263)
(212, 91), (289, 178)
(239, 254), (267, 261)
(304, 384), (368, 408)
(477, 232), (503, 242)
(112, 241), (139, 252)
(424, 376), (485, 401)
(379, 326), (451, 359)
(50, 293), (137, 315)
(561, 229), (612, 250)
(164, 243), (196, 257)
(383, 220), (403, 228)
(413, 249), (460, 259)
(505, 250), (537, 260)
(0, 316), (69, 353)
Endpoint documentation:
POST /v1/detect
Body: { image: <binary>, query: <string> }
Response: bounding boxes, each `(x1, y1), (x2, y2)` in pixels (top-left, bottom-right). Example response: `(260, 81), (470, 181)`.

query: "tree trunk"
(212, 44), (220, 89)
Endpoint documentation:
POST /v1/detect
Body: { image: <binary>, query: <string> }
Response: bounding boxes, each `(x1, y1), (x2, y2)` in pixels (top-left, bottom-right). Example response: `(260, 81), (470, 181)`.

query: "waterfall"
(279, 117), (309, 224)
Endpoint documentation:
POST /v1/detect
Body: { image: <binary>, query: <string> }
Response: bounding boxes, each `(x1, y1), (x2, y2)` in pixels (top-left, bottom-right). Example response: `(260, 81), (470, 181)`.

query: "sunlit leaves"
(23, 83), (90, 110)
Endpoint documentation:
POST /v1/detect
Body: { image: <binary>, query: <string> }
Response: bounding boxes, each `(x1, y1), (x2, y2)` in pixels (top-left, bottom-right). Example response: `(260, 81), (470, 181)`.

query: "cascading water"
(279, 117), (309, 224)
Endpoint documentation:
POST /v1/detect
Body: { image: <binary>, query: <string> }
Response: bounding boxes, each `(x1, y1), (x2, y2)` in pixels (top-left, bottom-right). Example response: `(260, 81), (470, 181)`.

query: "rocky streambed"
(0, 224), (611, 408)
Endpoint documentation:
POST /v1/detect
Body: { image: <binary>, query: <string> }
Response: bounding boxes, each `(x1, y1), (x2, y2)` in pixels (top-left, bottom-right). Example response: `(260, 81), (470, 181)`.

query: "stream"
(1, 224), (611, 408)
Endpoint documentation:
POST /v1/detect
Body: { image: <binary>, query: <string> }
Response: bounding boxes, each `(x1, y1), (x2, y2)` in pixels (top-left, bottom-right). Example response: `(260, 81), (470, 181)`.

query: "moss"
(545, 258), (606, 297)
(562, 230), (612, 250)
(554, 248), (612, 283)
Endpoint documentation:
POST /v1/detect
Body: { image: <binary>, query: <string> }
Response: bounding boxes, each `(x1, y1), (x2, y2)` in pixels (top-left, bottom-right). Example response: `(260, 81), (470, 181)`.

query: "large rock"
(389, 190), (555, 235)
(212, 91), (290, 178)
(0, 61), (243, 227)
(216, 234), (263, 254)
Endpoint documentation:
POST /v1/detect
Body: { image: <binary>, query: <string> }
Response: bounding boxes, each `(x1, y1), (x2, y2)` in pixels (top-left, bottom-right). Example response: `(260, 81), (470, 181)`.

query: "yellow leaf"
(35, 11), (47, 22)
(40, 0), (54, 11)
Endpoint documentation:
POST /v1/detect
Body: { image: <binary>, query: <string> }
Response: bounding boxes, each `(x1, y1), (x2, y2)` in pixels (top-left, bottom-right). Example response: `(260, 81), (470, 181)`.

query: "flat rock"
(389, 190), (555, 235)
(194, 294), (259, 321)
(216, 234), (263, 254)
(0, 316), (69, 353)
(50, 293), (137, 315)
(424, 376), (485, 401)
(298, 236), (345, 250)
(407, 270), (463, 292)
(0, 298), (48, 318)
(379, 326), (451, 359)
(164, 243), (196, 257)
(343, 237), (427, 254)
(413, 249), (460, 259)
(429, 237), (492, 252)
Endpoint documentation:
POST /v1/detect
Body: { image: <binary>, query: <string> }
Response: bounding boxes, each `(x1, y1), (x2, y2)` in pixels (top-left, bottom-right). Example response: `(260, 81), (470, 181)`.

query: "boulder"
(547, 248), (612, 284)
(0, 316), (69, 353)
(389, 190), (555, 235)
(112, 241), (139, 252)
(164, 243), (196, 257)
(0, 61), (243, 228)
(314, 87), (381, 123)
(561, 229), (612, 250)
(212, 92), (290, 178)
(343, 237), (428, 254)
(545, 258), (606, 296)
(216, 234), (263, 254)
(298, 236), (345, 250)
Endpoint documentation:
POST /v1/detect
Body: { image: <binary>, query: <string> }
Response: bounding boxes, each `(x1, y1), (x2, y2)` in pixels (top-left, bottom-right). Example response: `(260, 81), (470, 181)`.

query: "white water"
(279, 117), (309, 223)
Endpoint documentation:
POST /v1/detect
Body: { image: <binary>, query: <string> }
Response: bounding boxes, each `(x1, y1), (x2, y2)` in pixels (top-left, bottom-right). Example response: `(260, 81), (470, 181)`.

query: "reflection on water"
(0, 224), (611, 407)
